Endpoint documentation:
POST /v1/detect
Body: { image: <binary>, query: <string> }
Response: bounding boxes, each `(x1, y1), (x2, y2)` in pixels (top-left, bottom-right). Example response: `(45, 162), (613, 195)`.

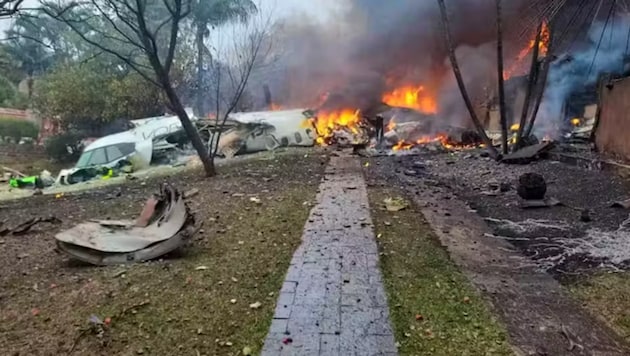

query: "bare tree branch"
(0, 0), (24, 17)
(42, 3), (161, 87)
(210, 12), (273, 157)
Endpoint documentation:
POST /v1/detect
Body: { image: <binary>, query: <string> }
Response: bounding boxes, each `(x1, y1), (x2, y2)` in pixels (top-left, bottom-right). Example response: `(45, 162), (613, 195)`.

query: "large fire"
(308, 109), (362, 145)
(382, 85), (438, 114)
(503, 21), (550, 80)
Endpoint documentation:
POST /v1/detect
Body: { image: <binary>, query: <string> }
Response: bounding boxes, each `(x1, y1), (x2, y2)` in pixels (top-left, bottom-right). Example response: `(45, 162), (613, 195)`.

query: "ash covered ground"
(367, 149), (630, 277)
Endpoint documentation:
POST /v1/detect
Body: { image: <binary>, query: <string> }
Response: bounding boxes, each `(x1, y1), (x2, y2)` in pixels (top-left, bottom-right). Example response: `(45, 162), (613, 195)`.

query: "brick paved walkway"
(261, 156), (398, 356)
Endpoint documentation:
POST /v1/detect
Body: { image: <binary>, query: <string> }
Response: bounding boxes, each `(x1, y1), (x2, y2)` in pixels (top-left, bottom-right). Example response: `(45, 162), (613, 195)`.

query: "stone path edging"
(261, 156), (398, 356)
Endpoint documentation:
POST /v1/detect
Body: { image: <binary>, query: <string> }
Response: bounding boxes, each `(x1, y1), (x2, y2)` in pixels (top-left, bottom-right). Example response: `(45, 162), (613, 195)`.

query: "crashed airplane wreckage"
(55, 184), (197, 266)
(53, 109), (317, 186)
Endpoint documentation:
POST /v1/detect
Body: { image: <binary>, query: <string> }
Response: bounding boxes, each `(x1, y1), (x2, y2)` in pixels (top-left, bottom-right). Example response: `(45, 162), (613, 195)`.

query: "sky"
(0, 0), (342, 35)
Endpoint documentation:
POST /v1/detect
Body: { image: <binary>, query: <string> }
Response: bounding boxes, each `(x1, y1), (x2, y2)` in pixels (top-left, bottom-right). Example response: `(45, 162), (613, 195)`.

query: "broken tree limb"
(1, 166), (26, 178)
(515, 21), (543, 150)
(496, 0), (508, 155)
(437, 0), (499, 160)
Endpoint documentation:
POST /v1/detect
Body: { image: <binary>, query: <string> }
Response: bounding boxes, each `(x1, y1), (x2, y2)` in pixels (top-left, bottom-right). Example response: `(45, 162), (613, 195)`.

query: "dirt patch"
(0, 152), (327, 355)
(368, 186), (512, 355)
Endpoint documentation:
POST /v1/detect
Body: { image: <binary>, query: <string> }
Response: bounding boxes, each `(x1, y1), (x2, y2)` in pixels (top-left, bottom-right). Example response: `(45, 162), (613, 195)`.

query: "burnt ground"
(364, 150), (630, 354)
(0, 151), (328, 356)
(378, 150), (630, 277)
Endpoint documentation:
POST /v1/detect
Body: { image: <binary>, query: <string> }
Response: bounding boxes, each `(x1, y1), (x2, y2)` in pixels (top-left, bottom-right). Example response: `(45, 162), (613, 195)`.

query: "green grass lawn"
(570, 273), (630, 341)
(368, 187), (513, 356)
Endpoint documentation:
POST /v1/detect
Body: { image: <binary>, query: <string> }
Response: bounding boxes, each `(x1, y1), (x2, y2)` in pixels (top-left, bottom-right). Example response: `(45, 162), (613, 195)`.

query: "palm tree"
(192, 0), (257, 117)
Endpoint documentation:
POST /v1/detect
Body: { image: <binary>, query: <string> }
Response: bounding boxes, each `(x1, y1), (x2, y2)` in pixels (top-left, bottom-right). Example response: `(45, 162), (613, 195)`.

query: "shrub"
(0, 118), (39, 142)
(44, 132), (86, 163)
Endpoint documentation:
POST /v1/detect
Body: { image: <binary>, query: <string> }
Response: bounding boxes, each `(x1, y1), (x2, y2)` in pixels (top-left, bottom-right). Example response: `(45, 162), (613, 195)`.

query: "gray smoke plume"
(537, 15), (630, 137)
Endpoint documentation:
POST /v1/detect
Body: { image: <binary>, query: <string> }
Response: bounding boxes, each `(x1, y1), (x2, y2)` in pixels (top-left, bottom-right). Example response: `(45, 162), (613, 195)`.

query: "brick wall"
(0, 108), (28, 120)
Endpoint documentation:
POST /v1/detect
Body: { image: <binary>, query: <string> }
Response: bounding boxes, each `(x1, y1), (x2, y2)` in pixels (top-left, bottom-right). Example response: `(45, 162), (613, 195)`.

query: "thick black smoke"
(253, 0), (535, 128)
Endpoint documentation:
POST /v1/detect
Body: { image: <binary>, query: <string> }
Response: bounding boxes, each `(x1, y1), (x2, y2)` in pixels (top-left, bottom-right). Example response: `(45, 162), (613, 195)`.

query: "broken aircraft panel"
(55, 184), (197, 265)
(204, 109), (317, 158)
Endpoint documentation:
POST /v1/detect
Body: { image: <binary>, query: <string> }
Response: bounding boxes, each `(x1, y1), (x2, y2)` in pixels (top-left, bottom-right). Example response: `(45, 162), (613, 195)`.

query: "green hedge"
(0, 118), (39, 142)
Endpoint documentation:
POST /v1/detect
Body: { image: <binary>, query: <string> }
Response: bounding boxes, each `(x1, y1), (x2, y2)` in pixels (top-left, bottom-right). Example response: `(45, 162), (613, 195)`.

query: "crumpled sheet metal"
(55, 184), (196, 265)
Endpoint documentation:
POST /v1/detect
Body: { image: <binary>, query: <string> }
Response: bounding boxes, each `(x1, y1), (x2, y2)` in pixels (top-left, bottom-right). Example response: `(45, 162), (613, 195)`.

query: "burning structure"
(242, 0), (630, 157)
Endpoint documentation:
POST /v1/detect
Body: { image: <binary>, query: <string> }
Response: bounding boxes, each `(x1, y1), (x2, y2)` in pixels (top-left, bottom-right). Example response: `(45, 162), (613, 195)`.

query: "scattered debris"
(249, 302), (262, 309)
(55, 184), (197, 266)
(384, 197), (409, 212)
(195, 266), (209, 271)
(611, 199), (630, 209)
(184, 188), (200, 199)
(561, 325), (585, 352)
(242, 346), (253, 355)
(520, 197), (562, 209)
(249, 197), (262, 204)
(517, 173), (547, 200)
(0, 216), (61, 236)
(502, 141), (555, 164)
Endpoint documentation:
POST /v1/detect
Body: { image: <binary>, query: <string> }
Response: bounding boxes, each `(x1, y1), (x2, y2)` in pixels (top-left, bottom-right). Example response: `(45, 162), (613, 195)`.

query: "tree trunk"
(163, 75), (216, 177)
(525, 22), (555, 138)
(437, 0), (499, 159)
(496, 0), (508, 155)
(524, 57), (550, 138)
(515, 22), (542, 150)
(195, 23), (205, 118)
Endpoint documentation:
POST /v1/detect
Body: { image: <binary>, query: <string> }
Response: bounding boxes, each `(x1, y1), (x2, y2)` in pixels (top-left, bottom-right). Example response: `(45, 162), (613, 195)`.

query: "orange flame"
(504, 21), (550, 80)
(393, 140), (414, 151)
(387, 117), (397, 132)
(309, 109), (362, 145)
(382, 85), (438, 114)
